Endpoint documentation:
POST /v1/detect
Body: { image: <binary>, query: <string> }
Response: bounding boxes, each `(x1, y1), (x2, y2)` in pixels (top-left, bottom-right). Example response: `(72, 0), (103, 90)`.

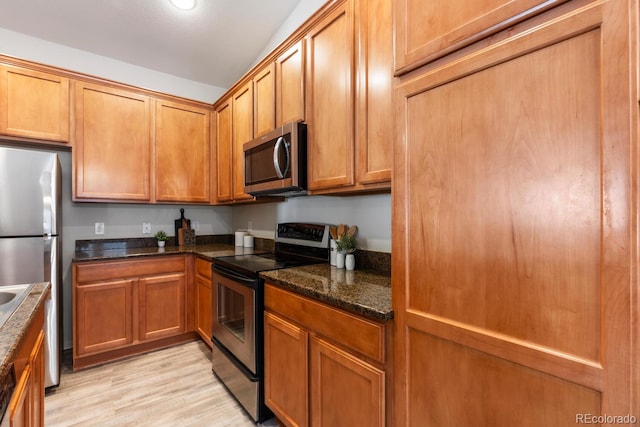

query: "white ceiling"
(0, 0), (302, 89)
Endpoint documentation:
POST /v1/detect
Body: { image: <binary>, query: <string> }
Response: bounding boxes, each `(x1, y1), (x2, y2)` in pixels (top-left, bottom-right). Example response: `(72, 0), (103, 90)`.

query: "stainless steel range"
(211, 223), (330, 423)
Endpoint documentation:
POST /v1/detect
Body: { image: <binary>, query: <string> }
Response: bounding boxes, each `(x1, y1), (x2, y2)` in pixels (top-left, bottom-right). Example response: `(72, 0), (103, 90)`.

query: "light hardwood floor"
(45, 340), (277, 427)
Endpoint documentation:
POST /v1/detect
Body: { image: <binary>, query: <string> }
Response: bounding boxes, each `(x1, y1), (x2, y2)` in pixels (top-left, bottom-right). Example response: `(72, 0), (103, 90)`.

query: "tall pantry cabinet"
(392, 0), (639, 425)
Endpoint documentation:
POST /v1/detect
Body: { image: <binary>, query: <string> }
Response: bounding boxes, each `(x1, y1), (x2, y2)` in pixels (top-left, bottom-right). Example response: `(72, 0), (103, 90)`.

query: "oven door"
(212, 265), (257, 374)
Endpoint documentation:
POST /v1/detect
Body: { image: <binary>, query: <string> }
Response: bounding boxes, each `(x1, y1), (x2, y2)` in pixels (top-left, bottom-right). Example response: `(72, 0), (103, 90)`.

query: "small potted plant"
(336, 234), (357, 270)
(154, 230), (168, 248)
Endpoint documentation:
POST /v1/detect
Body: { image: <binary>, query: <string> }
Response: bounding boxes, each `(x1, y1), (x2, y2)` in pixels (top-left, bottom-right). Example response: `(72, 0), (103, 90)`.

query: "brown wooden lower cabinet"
(264, 283), (389, 427)
(310, 337), (385, 427)
(73, 256), (192, 369)
(8, 363), (31, 427)
(264, 312), (309, 427)
(8, 294), (46, 427)
(194, 257), (212, 347)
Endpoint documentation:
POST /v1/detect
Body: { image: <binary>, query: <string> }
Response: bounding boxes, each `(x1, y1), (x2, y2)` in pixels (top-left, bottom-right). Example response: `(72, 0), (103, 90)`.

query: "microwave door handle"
(273, 136), (290, 179)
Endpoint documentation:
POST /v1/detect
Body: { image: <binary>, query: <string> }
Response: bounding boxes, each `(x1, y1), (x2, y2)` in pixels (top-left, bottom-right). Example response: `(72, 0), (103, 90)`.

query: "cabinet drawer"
(75, 256), (186, 283)
(265, 283), (385, 363)
(195, 257), (212, 279)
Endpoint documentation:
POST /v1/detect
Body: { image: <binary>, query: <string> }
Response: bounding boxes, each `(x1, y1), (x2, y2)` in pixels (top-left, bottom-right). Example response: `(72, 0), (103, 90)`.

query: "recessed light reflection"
(170, 0), (196, 10)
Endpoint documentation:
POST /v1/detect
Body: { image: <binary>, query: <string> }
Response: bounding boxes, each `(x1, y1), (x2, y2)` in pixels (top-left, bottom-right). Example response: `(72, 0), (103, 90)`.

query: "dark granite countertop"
(260, 264), (392, 321)
(73, 243), (264, 262)
(0, 282), (51, 380)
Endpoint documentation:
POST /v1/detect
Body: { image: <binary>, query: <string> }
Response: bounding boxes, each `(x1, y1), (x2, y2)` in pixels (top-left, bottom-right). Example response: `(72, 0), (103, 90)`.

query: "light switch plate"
(95, 222), (105, 235)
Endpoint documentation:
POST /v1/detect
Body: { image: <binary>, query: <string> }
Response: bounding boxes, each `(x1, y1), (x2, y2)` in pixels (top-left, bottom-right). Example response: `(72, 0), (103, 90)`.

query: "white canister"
(345, 253), (355, 271)
(235, 231), (246, 246)
(243, 234), (254, 248)
(336, 252), (345, 269)
(330, 239), (337, 266)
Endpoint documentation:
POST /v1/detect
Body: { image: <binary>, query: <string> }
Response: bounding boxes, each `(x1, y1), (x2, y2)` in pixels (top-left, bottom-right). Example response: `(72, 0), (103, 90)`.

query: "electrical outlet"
(94, 222), (104, 235)
(192, 221), (200, 232)
(142, 222), (151, 234)
(248, 221), (253, 232)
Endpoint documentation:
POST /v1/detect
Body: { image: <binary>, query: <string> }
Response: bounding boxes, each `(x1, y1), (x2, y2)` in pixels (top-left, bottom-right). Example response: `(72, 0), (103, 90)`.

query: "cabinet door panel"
(8, 365), (31, 427)
(74, 279), (134, 355)
(232, 81), (254, 201)
(276, 40), (305, 126)
(29, 331), (44, 427)
(195, 258), (212, 345)
(215, 98), (233, 202)
(139, 273), (186, 341)
(394, 0), (567, 74)
(155, 100), (210, 203)
(306, 1), (355, 191)
(264, 312), (309, 427)
(195, 272), (212, 346)
(253, 63), (275, 138)
(0, 65), (70, 142)
(74, 82), (151, 201)
(394, 0), (635, 423)
(311, 336), (384, 427)
(355, 0), (392, 186)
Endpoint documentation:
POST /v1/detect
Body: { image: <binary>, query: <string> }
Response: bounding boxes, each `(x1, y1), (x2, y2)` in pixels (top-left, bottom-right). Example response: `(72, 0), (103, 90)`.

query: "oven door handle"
(213, 265), (258, 287)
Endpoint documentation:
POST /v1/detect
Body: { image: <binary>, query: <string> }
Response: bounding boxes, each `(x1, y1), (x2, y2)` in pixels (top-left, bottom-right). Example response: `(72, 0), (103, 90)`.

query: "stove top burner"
(213, 223), (331, 277)
(213, 252), (313, 274)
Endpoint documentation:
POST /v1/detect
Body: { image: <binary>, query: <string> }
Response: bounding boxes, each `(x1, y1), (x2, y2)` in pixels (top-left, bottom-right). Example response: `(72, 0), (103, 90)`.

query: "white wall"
(0, 28), (226, 103)
(252, 0), (328, 65)
(232, 195), (391, 253)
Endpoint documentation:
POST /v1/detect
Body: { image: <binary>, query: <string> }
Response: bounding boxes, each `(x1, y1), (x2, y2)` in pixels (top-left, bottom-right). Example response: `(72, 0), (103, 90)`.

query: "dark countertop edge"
(73, 244), (394, 322)
(72, 243), (268, 263)
(0, 282), (51, 379)
(260, 268), (394, 322)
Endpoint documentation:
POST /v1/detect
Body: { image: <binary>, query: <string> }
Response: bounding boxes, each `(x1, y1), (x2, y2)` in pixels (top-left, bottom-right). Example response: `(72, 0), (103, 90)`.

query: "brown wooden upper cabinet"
(73, 81), (152, 202)
(208, 0), (392, 197)
(232, 80), (254, 201)
(0, 64), (70, 143)
(215, 97), (233, 203)
(276, 40), (305, 126)
(253, 63), (276, 138)
(251, 39), (307, 140)
(354, 0), (393, 187)
(306, 0), (392, 194)
(306, 0), (355, 192)
(255, 40), (306, 138)
(394, 0), (568, 74)
(155, 99), (211, 203)
(214, 82), (256, 204)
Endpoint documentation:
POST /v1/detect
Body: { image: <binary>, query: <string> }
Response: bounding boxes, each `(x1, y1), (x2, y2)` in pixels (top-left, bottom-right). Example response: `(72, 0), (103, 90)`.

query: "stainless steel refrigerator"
(0, 146), (61, 388)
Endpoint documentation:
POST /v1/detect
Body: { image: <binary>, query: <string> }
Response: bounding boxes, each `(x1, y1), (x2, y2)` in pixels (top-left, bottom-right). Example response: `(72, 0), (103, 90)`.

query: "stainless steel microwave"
(243, 121), (307, 197)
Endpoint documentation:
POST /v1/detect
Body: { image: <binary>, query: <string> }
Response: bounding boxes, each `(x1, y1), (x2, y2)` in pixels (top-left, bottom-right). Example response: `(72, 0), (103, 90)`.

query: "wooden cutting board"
(174, 208), (191, 245)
